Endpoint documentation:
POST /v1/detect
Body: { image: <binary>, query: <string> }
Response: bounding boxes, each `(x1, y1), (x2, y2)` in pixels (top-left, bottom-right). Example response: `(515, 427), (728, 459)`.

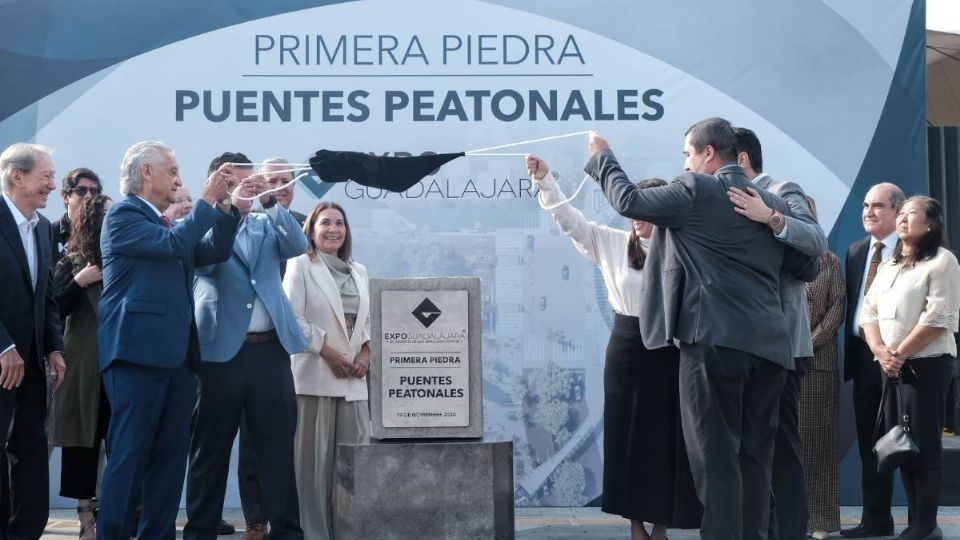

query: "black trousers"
(678, 343), (787, 540)
(769, 360), (808, 540)
(237, 413), (264, 525)
(849, 337), (894, 529)
(0, 346), (49, 540)
(184, 338), (301, 540)
(880, 355), (955, 534)
(59, 386), (110, 500)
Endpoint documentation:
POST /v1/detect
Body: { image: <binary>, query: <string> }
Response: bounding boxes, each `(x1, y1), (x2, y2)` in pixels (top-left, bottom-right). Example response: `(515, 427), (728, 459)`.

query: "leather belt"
(245, 329), (277, 344)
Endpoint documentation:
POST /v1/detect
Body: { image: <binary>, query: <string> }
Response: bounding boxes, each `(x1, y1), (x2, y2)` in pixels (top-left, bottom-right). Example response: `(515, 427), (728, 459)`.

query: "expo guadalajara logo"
(412, 298), (442, 328)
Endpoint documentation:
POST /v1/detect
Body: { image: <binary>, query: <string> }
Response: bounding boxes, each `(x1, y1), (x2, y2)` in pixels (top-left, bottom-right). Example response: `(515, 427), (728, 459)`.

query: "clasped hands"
(320, 340), (369, 379)
(872, 346), (905, 378)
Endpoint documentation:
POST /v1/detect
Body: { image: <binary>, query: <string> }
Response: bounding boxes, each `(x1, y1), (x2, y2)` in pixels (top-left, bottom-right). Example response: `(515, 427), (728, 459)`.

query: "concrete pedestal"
(334, 439), (514, 539)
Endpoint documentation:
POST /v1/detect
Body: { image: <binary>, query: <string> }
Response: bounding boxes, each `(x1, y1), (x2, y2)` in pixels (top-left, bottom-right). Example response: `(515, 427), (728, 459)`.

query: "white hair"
(0, 143), (54, 190)
(120, 141), (172, 196)
(259, 156), (291, 176)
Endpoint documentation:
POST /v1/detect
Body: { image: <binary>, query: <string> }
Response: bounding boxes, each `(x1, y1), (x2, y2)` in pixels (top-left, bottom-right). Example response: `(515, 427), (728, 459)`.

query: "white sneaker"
(811, 531), (829, 540)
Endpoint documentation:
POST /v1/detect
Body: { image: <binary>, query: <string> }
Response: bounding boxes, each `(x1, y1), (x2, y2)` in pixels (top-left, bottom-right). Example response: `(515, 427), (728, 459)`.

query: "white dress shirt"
(2, 191), (39, 290)
(853, 230), (900, 333)
(537, 171), (645, 316)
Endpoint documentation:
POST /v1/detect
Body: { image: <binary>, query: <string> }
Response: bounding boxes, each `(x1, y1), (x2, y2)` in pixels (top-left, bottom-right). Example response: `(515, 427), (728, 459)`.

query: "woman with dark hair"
(527, 155), (701, 540)
(861, 195), (960, 540)
(283, 200), (370, 540)
(51, 194), (112, 539)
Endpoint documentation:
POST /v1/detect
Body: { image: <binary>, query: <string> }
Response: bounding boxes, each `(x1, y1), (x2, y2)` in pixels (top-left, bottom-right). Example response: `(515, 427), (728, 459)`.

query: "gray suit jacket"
(585, 150), (818, 370)
(754, 175), (827, 360)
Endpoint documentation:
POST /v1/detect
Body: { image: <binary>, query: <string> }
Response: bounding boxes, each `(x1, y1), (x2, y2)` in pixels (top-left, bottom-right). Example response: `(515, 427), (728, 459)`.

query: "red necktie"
(160, 215), (172, 229)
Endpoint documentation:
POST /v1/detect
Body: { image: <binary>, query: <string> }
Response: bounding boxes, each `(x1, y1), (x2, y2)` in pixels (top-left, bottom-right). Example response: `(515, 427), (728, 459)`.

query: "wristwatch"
(767, 211), (784, 231)
(262, 195), (278, 209)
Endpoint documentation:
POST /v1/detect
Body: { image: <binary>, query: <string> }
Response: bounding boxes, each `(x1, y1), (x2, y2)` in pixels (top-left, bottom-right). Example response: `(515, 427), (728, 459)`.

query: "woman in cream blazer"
(283, 201), (370, 540)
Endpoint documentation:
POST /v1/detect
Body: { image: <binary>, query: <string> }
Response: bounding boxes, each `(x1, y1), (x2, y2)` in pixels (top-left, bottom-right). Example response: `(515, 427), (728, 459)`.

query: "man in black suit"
(0, 142), (66, 539)
(840, 182), (905, 538)
(585, 118), (818, 540)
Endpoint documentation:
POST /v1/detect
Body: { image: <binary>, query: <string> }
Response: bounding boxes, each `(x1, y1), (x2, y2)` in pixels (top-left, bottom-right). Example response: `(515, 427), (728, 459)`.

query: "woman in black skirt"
(529, 156), (702, 540)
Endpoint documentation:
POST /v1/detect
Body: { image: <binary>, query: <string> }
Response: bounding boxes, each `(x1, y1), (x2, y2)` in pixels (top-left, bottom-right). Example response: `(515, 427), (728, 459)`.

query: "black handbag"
(872, 377), (918, 475)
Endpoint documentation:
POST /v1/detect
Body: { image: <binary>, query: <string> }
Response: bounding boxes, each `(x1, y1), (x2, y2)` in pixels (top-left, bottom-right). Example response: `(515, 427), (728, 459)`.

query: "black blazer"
(0, 197), (63, 368)
(843, 236), (871, 380)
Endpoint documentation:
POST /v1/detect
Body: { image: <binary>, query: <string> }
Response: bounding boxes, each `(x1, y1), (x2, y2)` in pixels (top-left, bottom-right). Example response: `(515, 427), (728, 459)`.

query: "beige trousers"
(294, 395), (370, 540)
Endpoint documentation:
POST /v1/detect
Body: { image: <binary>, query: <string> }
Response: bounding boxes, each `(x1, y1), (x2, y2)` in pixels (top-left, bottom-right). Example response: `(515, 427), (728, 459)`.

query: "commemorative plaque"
(369, 277), (482, 439)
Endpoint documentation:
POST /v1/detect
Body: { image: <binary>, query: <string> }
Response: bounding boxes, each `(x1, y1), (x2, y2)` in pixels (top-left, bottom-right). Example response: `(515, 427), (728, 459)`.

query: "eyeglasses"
(70, 186), (101, 197)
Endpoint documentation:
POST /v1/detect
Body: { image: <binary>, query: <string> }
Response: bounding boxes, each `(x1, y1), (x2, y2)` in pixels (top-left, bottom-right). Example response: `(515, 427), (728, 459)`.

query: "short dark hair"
(304, 200), (352, 262)
(685, 117), (737, 163)
(207, 152), (252, 175)
(627, 178), (668, 270)
(60, 167), (102, 194)
(892, 195), (947, 267)
(733, 127), (763, 173)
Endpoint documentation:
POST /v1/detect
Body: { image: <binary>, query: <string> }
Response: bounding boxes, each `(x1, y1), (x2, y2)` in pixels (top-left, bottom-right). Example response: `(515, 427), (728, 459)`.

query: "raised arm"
(528, 154), (625, 266)
(584, 140), (693, 228)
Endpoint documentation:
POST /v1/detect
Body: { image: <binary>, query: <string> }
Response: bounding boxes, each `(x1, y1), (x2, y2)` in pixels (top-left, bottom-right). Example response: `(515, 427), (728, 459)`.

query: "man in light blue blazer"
(184, 152), (308, 540)
(97, 141), (239, 540)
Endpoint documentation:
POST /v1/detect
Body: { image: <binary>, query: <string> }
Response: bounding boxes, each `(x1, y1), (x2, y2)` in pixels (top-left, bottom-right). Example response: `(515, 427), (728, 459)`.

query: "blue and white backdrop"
(0, 0), (926, 507)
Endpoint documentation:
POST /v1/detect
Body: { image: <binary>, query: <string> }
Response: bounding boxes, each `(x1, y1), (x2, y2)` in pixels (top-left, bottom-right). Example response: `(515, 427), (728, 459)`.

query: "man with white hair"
(260, 157), (307, 226)
(96, 141), (239, 539)
(164, 184), (194, 222)
(234, 157), (307, 539)
(0, 142), (66, 539)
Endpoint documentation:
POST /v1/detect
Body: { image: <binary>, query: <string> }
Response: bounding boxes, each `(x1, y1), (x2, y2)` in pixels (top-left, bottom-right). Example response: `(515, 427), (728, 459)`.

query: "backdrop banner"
(0, 0), (926, 507)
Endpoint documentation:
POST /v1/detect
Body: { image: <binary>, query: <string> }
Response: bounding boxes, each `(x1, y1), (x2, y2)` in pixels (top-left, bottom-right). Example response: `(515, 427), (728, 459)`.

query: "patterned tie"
(160, 215), (172, 229)
(863, 241), (884, 295)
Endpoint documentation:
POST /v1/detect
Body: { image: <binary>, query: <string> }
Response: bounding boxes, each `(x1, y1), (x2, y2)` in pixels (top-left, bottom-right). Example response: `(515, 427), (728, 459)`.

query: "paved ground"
(41, 506), (960, 539)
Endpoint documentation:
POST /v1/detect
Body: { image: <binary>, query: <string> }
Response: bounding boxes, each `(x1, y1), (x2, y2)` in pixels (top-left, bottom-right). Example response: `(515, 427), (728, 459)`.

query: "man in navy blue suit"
(96, 141), (240, 540)
(184, 152), (307, 540)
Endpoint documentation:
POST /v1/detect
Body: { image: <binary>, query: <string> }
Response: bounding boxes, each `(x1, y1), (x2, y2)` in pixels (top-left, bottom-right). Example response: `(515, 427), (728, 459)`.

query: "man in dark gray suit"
(584, 118), (818, 540)
(729, 128), (827, 540)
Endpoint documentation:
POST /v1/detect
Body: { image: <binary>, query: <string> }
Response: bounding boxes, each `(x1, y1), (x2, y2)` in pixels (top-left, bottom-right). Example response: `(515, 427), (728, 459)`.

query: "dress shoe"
(840, 523), (894, 538)
(218, 518), (236, 535)
(898, 526), (942, 540)
(243, 523), (267, 540)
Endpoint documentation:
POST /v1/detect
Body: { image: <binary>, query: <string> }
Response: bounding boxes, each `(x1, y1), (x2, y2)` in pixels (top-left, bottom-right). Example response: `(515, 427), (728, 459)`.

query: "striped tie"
(863, 241), (884, 295)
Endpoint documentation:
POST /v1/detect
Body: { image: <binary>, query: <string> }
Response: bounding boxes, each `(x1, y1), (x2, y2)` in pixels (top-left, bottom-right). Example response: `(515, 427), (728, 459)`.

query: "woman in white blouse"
(283, 201), (371, 540)
(527, 156), (701, 540)
(860, 196), (960, 540)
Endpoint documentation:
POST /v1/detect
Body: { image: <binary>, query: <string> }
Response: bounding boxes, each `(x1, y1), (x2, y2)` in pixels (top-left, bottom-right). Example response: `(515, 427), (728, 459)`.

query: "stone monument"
(334, 277), (514, 539)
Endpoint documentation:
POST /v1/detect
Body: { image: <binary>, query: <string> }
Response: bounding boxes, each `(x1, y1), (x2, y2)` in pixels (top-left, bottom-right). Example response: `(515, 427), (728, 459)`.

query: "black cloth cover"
(309, 150), (465, 192)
